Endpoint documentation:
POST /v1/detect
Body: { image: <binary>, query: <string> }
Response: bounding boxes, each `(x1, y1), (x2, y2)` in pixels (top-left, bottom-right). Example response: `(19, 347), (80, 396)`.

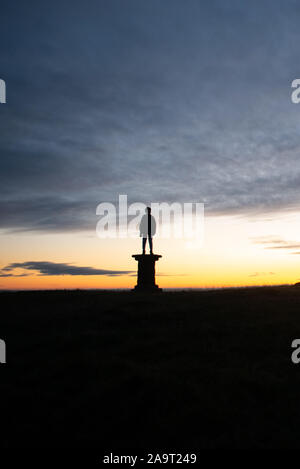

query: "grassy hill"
(1, 286), (300, 448)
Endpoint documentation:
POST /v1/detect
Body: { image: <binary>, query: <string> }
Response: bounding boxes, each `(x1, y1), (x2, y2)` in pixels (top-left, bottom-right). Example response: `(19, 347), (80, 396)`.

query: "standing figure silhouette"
(139, 206), (156, 255)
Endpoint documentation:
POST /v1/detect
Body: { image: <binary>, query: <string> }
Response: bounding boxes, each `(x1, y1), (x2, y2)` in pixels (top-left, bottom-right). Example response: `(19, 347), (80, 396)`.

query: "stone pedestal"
(132, 254), (162, 292)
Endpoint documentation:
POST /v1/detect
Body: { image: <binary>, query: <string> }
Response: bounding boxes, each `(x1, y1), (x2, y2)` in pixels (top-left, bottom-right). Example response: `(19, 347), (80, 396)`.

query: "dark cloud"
(251, 236), (300, 253)
(2, 1), (300, 232)
(0, 197), (95, 233)
(251, 237), (289, 245)
(0, 261), (133, 277)
(266, 244), (300, 250)
(249, 272), (275, 277)
(0, 273), (29, 278)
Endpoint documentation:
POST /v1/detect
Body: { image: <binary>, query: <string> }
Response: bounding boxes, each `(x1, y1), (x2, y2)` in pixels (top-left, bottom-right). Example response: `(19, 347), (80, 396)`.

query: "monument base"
(132, 254), (162, 292)
(132, 285), (162, 292)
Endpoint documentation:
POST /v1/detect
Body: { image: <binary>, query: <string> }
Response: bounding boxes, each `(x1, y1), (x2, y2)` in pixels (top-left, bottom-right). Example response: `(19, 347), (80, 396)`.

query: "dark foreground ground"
(1, 286), (300, 449)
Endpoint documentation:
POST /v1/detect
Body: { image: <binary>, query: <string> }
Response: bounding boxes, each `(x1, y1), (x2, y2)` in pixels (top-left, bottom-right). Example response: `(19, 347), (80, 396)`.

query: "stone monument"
(132, 254), (162, 292)
(132, 206), (162, 291)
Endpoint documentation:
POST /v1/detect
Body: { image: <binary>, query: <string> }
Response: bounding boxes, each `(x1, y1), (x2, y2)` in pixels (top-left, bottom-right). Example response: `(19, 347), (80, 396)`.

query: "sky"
(1, 0), (300, 289)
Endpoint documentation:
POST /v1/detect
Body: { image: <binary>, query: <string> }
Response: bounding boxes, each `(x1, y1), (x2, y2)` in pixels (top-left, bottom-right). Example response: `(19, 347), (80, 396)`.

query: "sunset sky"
(2, 0), (300, 289)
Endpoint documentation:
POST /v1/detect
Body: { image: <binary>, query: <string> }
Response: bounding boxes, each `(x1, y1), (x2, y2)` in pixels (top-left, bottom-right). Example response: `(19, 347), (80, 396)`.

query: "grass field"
(1, 286), (300, 448)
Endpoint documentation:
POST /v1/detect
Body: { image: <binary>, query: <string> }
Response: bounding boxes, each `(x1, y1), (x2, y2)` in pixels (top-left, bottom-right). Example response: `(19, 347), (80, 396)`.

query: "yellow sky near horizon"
(1, 210), (300, 290)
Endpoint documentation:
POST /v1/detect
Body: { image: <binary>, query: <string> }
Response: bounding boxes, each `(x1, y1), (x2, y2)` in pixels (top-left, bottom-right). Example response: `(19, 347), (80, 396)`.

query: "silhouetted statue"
(133, 206), (161, 291)
(140, 206), (156, 255)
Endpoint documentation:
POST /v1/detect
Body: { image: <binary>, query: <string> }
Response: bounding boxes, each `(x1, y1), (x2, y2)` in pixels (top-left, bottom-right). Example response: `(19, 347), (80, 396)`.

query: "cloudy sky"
(1, 0), (300, 288)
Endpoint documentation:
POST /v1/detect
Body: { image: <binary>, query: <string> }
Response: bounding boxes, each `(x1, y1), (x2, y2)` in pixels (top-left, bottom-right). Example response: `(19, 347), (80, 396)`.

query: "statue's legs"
(142, 237), (153, 254)
(142, 237), (147, 254)
(149, 237), (153, 254)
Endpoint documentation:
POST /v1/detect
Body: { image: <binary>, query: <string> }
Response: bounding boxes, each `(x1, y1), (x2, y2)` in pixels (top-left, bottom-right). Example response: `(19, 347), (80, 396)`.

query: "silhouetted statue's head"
(146, 206), (151, 214)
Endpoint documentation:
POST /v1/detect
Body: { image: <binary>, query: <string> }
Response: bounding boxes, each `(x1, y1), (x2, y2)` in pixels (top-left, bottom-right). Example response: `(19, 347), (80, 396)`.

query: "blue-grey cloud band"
(0, 261), (133, 277)
(1, 1), (300, 232)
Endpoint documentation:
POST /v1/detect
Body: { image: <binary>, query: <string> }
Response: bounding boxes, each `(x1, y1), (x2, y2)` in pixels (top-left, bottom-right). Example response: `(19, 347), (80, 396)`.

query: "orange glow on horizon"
(2, 211), (300, 290)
